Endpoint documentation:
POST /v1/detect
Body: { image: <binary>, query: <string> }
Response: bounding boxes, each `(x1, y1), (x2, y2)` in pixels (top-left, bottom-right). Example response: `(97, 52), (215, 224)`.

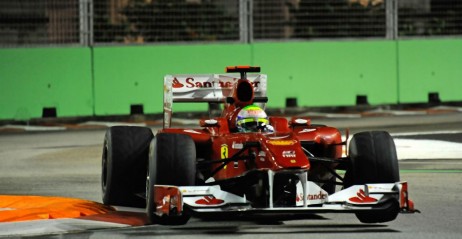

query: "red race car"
(101, 66), (417, 225)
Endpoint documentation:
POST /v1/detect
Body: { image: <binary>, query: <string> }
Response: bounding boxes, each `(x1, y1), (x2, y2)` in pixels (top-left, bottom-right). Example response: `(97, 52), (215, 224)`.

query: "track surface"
(0, 114), (462, 238)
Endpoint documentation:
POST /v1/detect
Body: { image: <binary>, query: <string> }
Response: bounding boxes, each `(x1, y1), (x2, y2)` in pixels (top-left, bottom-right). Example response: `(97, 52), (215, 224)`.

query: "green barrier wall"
(252, 41), (398, 107)
(93, 44), (252, 115)
(398, 39), (462, 103)
(1, 39), (461, 120)
(0, 48), (93, 120)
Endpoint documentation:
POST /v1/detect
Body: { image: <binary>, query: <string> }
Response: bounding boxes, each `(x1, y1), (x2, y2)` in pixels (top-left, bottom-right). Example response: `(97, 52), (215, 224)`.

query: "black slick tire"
(146, 133), (196, 225)
(101, 126), (153, 208)
(344, 131), (400, 223)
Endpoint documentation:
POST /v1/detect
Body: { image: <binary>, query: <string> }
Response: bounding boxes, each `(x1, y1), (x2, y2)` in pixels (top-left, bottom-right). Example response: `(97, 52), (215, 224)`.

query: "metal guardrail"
(0, 0), (461, 47)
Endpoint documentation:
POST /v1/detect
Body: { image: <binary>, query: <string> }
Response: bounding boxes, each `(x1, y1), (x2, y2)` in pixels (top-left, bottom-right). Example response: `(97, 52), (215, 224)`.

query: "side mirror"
(200, 119), (219, 127)
(289, 117), (311, 126)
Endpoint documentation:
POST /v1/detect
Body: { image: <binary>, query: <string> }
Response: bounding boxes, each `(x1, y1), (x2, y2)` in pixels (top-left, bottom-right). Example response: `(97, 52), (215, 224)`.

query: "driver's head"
(236, 104), (269, 132)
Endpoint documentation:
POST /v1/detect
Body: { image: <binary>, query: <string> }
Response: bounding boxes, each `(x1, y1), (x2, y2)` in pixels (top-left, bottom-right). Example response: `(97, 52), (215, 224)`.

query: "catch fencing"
(1, 0), (461, 46)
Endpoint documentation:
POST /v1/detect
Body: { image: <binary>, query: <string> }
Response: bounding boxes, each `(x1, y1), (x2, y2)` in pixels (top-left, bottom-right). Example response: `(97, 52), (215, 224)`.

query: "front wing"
(152, 179), (417, 217)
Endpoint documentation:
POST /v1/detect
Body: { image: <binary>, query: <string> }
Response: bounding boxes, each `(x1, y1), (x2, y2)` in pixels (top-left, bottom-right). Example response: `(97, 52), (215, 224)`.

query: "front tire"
(101, 126), (153, 208)
(345, 131), (400, 223)
(146, 133), (196, 225)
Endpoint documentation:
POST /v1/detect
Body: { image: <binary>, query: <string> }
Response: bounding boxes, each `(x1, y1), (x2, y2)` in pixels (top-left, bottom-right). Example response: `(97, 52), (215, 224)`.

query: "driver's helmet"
(236, 104), (269, 132)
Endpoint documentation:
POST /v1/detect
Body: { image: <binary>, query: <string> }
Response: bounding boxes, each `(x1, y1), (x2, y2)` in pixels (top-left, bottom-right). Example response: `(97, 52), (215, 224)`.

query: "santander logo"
(172, 78), (184, 88)
(195, 196), (225, 205)
(297, 191), (328, 202)
(172, 77), (260, 89)
(349, 189), (378, 203)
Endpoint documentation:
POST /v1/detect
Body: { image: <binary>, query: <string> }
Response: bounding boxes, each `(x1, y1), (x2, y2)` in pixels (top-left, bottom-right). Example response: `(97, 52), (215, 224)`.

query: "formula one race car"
(101, 66), (417, 225)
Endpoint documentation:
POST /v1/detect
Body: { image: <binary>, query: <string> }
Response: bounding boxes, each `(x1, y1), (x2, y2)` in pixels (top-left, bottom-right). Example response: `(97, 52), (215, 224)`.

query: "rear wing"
(163, 74), (267, 128)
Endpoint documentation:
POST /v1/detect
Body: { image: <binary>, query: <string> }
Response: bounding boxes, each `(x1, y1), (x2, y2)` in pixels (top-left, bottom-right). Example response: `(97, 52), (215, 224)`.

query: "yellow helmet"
(236, 105), (269, 132)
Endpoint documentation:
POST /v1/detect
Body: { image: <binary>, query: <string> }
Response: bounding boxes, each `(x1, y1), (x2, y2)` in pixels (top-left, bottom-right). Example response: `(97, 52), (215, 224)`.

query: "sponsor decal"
(220, 144), (228, 169)
(232, 142), (243, 149)
(282, 150), (296, 158)
(367, 185), (393, 192)
(308, 191), (328, 200)
(172, 78), (184, 88)
(183, 129), (201, 134)
(195, 196), (225, 205)
(245, 109), (264, 117)
(296, 191), (328, 202)
(267, 140), (296, 146)
(221, 144), (228, 159)
(258, 151), (266, 162)
(349, 189), (378, 203)
(172, 77), (260, 89)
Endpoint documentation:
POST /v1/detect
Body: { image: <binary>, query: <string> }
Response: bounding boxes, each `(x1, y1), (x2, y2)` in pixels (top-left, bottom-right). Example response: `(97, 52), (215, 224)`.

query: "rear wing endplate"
(163, 74), (267, 128)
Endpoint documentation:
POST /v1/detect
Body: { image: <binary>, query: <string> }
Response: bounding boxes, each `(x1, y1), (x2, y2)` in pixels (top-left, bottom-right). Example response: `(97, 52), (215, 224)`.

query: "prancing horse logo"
(221, 144), (228, 169)
(221, 144), (228, 159)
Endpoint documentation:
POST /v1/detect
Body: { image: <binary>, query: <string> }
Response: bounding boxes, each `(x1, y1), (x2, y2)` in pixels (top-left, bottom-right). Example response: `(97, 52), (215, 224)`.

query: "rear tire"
(345, 131), (400, 223)
(101, 126), (153, 208)
(146, 133), (196, 225)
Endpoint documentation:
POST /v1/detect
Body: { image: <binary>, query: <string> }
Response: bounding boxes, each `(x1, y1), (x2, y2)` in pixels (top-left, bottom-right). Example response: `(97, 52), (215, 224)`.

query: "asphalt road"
(0, 114), (461, 238)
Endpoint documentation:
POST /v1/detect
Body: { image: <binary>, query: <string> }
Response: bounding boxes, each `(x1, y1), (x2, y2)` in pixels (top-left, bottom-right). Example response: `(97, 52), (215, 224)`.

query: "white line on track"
(341, 130), (462, 160)
(391, 130), (462, 159)
(394, 139), (462, 160)
(390, 130), (462, 137)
